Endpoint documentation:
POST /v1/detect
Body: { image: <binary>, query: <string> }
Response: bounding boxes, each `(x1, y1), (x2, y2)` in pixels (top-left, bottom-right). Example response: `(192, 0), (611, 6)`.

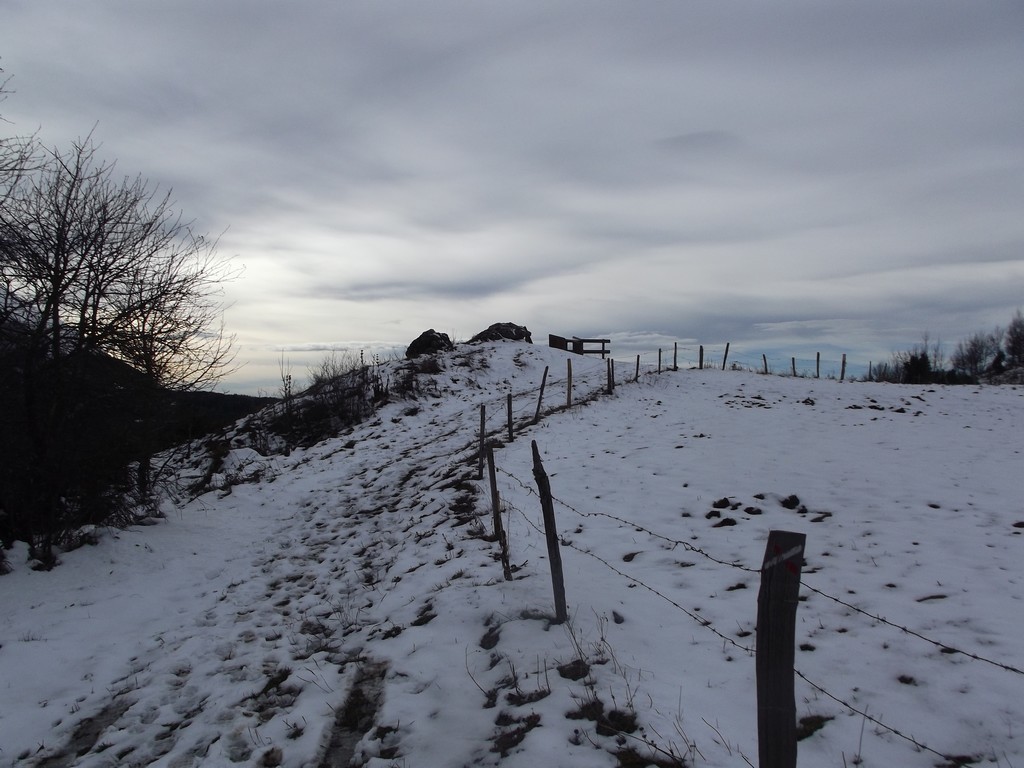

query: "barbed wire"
(500, 494), (999, 766)
(494, 465), (1024, 682)
(794, 669), (963, 764)
(799, 580), (1024, 676)
(496, 466), (758, 574)
(502, 498), (755, 656)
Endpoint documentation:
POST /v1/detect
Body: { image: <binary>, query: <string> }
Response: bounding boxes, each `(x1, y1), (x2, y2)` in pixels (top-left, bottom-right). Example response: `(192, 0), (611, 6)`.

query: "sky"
(2, 0), (1023, 394)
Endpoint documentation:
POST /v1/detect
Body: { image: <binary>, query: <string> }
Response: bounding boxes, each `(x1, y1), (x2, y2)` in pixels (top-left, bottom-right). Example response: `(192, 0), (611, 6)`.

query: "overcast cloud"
(3, 1), (1022, 392)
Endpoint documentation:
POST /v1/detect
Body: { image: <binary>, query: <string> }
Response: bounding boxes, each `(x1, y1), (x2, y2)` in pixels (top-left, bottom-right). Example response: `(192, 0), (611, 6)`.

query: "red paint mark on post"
(763, 544), (804, 571)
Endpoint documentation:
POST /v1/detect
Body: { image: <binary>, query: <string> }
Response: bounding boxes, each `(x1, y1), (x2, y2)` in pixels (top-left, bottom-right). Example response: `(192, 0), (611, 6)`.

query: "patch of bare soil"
(33, 700), (132, 768)
(317, 661), (388, 768)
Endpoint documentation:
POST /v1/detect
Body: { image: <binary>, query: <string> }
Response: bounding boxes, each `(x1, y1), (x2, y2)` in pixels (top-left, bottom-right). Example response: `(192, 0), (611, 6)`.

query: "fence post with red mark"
(756, 529), (806, 768)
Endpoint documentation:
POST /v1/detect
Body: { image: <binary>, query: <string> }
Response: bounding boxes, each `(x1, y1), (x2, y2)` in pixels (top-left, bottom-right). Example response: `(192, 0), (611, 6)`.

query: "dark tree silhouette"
(0, 134), (235, 564)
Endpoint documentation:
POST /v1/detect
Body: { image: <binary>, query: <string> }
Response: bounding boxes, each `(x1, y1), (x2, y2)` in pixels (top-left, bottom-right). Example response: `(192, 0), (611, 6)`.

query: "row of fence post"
(691, 344), (847, 380)
(551, 340), (852, 380)
(474, 349), (853, 470)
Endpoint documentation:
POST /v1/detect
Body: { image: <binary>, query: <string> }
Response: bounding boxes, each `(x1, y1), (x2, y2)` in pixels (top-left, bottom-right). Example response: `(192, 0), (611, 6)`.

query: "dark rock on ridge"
(405, 329), (455, 359)
(468, 323), (532, 345)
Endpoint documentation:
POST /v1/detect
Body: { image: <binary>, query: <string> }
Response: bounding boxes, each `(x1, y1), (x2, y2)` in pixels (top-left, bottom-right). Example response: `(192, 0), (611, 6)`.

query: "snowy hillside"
(2, 343), (1022, 768)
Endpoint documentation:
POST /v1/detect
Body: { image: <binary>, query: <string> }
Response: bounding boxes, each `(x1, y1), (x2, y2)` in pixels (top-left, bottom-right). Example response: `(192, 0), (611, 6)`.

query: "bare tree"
(0, 67), (37, 203)
(0, 67), (38, 331)
(0, 134), (236, 562)
(951, 329), (1002, 379)
(1004, 309), (1024, 370)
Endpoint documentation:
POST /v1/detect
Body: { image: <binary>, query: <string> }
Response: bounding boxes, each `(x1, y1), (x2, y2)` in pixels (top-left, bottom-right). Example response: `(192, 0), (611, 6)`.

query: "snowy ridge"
(2, 342), (1023, 768)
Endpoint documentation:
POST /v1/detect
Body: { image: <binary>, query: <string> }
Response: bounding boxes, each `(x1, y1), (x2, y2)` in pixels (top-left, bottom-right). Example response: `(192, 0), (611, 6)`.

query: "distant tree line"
(1, 69), (246, 568)
(870, 311), (1024, 385)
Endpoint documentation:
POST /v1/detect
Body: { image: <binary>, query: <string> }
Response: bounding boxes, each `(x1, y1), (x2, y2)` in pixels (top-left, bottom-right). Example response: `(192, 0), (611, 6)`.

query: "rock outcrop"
(405, 329), (455, 359)
(467, 323), (532, 345)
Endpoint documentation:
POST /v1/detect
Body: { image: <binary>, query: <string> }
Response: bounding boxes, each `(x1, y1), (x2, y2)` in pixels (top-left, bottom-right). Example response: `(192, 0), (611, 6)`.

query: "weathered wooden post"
(635, 355), (641, 382)
(507, 393), (514, 442)
(531, 441), (567, 624)
(816, 352), (821, 379)
(699, 345), (704, 370)
(722, 342), (730, 370)
(673, 342), (679, 371)
(486, 447), (513, 581)
(763, 354), (769, 375)
(840, 353), (847, 382)
(756, 530), (806, 768)
(478, 404), (486, 479)
(791, 357), (797, 377)
(533, 366), (549, 424)
(658, 348), (662, 374)
(566, 359), (573, 408)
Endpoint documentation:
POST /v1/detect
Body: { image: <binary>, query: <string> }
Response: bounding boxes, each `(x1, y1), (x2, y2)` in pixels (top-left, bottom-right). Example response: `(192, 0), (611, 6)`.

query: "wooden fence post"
(722, 342), (730, 370)
(791, 357), (797, 377)
(507, 393), (514, 442)
(699, 345), (704, 370)
(840, 353), (847, 382)
(486, 447), (513, 581)
(658, 348), (662, 374)
(635, 355), (641, 382)
(533, 366), (548, 424)
(673, 342), (678, 371)
(756, 529), (806, 768)
(566, 359), (573, 408)
(816, 352), (820, 379)
(478, 404), (486, 480)
(762, 354), (769, 375)
(531, 441), (567, 624)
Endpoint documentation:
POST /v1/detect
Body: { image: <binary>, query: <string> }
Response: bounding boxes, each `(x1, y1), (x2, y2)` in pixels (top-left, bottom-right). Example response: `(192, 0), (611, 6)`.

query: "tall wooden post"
(486, 447), (512, 581)
(763, 354), (769, 375)
(673, 342), (678, 371)
(566, 359), (573, 408)
(722, 342), (730, 370)
(531, 441), (567, 624)
(791, 357), (797, 377)
(699, 345), (704, 370)
(816, 352), (820, 379)
(507, 393), (514, 442)
(635, 355), (641, 382)
(756, 530), (806, 768)
(478, 404), (486, 480)
(658, 348), (662, 374)
(840, 353), (847, 382)
(533, 366), (549, 424)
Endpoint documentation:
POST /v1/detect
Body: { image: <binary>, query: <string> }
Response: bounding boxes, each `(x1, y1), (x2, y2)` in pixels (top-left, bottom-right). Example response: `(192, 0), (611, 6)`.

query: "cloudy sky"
(3, 1), (1022, 393)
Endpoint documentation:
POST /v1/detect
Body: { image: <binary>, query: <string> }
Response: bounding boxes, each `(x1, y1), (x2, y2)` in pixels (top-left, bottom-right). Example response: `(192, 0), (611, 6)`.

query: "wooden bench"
(548, 334), (611, 359)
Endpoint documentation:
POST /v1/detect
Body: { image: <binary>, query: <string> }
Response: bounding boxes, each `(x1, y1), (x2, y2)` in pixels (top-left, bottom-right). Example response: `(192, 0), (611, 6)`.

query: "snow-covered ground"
(2, 342), (1022, 768)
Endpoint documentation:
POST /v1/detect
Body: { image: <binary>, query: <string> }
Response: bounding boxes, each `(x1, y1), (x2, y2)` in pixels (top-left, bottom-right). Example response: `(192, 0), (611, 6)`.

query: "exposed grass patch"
(557, 658), (590, 680)
(490, 712), (540, 756)
(795, 714), (833, 741)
